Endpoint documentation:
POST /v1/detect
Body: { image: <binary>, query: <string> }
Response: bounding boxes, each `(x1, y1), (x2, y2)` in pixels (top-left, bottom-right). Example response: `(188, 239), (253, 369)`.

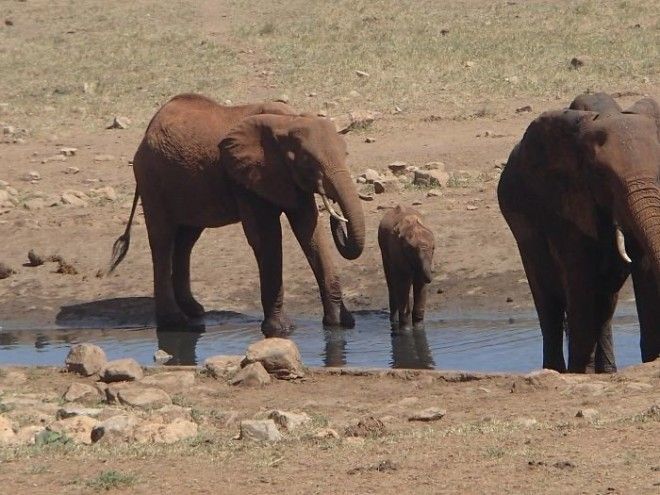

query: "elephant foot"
(177, 297), (206, 319)
(322, 302), (355, 329)
(156, 310), (190, 329)
(261, 315), (294, 338)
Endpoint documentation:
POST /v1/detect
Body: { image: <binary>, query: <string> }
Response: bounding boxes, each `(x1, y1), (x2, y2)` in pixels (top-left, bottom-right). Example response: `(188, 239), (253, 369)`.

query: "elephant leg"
(395, 275), (413, 331)
(172, 225), (205, 318)
(286, 196), (354, 328)
(412, 277), (428, 326)
(516, 237), (566, 372)
(144, 214), (188, 327)
(631, 262), (660, 362)
(593, 291), (618, 373)
(381, 251), (398, 325)
(238, 194), (291, 337)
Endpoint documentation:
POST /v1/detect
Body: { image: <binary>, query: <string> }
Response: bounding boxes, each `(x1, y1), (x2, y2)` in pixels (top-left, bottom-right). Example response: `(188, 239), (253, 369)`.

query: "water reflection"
(391, 326), (435, 369)
(156, 325), (205, 365)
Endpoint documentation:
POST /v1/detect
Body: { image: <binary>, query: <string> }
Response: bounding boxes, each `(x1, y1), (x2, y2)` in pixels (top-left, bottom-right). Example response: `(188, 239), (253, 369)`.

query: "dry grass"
(1, 0), (657, 135)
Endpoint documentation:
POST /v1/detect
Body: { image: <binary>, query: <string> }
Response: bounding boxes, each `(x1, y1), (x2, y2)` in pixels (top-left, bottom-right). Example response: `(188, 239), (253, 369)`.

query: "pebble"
(408, 408), (446, 422)
(107, 116), (130, 129)
(355, 70), (370, 77)
(60, 147), (77, 156)
(23, 171), (41, 182)
(65, 166), (80, 174)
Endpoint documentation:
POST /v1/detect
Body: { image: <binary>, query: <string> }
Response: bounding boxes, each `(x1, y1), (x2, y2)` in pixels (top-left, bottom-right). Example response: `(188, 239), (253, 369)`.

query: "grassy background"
(0, 0), (657, 133)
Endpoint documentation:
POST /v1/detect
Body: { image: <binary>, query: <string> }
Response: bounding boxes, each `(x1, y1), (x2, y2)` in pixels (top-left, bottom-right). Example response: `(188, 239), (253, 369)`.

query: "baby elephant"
(378, 205), (435, 330)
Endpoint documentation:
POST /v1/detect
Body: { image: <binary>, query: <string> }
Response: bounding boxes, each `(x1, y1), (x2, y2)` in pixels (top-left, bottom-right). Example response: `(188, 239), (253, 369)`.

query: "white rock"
(63, 382), (101, 402)
(65, 166), (80, 175)
(48, 415), (98, 444)
(360, 169), (381, 184)
(60, 147), (77, 156)
(374, 178), (403, 194)
(414, 169), (449, 187)
(107, 116), (130, 129)
(91, 414), (141, 443)
(101, 358), (144, 382)
(229, 362), (271, 387)
(23, 171), (41, 181)
(90, 186), (117, 201)
(153, 349), (172, 365)
(65, 343), (107, 376)
(134, 419), (198, 444)
(242, 338), (305, 379)
(268, 410), (312, 431)
(117, 386), (172, 410)
(61, 191), (88, 207)
(239, 420), (283, 442)
(204, 355), (243, 378)
(408, 408), (446, 422)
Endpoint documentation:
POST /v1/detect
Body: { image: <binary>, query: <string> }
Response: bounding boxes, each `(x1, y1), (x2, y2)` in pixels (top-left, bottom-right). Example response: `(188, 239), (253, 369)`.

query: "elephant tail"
(101, 187), (139, 277)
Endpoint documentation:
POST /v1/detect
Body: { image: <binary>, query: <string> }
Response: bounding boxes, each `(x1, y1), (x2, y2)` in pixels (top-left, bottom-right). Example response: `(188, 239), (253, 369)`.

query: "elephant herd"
(106, 91), (660, 373)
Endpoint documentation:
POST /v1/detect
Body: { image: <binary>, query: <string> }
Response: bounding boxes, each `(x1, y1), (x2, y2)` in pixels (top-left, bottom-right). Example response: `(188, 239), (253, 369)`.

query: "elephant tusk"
(615, 227), (632, 264)
(321, 194), (348, 223)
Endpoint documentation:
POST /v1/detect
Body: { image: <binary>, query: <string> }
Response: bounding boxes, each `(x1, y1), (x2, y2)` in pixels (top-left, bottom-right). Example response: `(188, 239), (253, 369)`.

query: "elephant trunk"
(421, 258), (433, 284)
(323, 169), (365, 260)
(624, 177), (660, 279)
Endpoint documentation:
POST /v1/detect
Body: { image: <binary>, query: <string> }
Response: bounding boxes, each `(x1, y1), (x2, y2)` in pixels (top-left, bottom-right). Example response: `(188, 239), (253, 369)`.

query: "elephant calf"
(378, 205), (435, 330)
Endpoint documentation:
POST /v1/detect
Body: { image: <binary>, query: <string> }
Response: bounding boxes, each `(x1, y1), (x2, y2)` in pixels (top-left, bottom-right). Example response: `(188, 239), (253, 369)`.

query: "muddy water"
(0, 306), (644, 372)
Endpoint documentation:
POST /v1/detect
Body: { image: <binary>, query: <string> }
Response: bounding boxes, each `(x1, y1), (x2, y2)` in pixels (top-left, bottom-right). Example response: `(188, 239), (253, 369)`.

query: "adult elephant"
(106, 94), (365, 335)
(498, 96), (660, 373)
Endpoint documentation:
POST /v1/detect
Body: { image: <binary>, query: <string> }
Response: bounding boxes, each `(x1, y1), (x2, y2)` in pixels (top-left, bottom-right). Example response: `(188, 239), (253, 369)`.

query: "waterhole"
(0, 303), (643, 372)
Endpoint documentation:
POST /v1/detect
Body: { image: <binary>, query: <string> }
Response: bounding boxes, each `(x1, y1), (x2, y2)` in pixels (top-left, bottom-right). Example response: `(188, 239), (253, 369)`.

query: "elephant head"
(395, 214), (435, 283)
(522, 108), (660, 279)
(219, 114), (365, 260)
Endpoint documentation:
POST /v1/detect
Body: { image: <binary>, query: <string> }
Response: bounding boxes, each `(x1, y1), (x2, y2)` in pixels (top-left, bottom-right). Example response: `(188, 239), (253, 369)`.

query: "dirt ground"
(1, 0), (659, 493)
(0, 362), (659, 495)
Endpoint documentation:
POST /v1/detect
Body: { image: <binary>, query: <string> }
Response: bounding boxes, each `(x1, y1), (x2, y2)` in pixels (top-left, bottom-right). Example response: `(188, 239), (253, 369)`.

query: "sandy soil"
(0, 362), (659, 495)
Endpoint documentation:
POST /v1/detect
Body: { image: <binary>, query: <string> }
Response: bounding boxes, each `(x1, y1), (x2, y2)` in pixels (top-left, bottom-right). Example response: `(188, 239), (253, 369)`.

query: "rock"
(204, 355), (243, 379)
(464, 60), (475, 68)
(60, 147), (77, 156)
(90, 186), (117, 201)
(107, 116), (130, 129)
(117, 386), (172, 410)
(23, 170), (41, 182)
(41, 154), (67, 163)
(345, 417), (386, 438)
(239, 419), (283, 442)
(93, 154), (116, 162)
(413, 169), (449, 187)
(314, 428), (340, 439)
(334, 110), (376, 134)
(564, 382), (609, 396)
(27, 249), (44, 266)
(48, 415), (98, 444)
(355, 70), (370, 77)
(268, 410), (312, 431)
(242, 338), (305, 379)
(153, 349), (173, 365)
(0, 416), (16, 445)
(275, 94), (289, 104)
(569, 56), (588, 69)
(149, 405), (193, 423)
(63, 382), (101, 402)
(515, 105), (533, 113)
(61, 191), (88, 207)
(15, 425), (45, 445)
(23, 198), (45, 210)
(65, 166), (80, 174)
(134, 419), (198, 444)
(140, 371), (195, 393)
(229, 362), (271, 387)
(56, 405), (103, 419)
(466, 204), (478, 211)
(65, 343), (107, 376)
(0, 263), (15, 279)
(576, 408), (599, 420)
(364, 137), (376, 143)
(91, 414), (140, 443)
(374, 178), (403, 194)
(360, 169), (381, 184)
(408, 408), (446, 422)
(348, 90), (361, 98)
(100, 358), (143, 382)
(426, 189), (442, 198)
(387, 161), (408, 176)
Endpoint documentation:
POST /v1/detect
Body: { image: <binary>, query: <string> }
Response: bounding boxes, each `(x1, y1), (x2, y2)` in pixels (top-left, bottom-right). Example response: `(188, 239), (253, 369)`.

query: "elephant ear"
(219, 114), (299, 210)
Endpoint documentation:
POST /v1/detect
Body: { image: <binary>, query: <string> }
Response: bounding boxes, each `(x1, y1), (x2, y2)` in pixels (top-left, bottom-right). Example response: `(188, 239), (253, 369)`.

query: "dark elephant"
(106, 94), (365, 335)
(378, 205), (435, 330)
(498, 94), (660, 373)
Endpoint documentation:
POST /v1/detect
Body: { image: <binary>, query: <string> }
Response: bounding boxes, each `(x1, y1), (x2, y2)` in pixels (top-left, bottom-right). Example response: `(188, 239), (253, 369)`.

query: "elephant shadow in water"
(322, 311), (435, 369)
(55, 297), (254, 329)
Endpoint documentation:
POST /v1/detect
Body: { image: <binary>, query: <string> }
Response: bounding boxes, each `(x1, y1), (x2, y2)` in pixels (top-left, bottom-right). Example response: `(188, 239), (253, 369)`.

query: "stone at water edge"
(242, 338), (305, 379)
(100, 358), (144, 382)
(204, 355), (243, 378)
(65, 343), (107, 376)
(229, 362), (271, 387)
(268, 410), (312, 431)
(153, 349), (173, 364)
(239, 420), (283, 442)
